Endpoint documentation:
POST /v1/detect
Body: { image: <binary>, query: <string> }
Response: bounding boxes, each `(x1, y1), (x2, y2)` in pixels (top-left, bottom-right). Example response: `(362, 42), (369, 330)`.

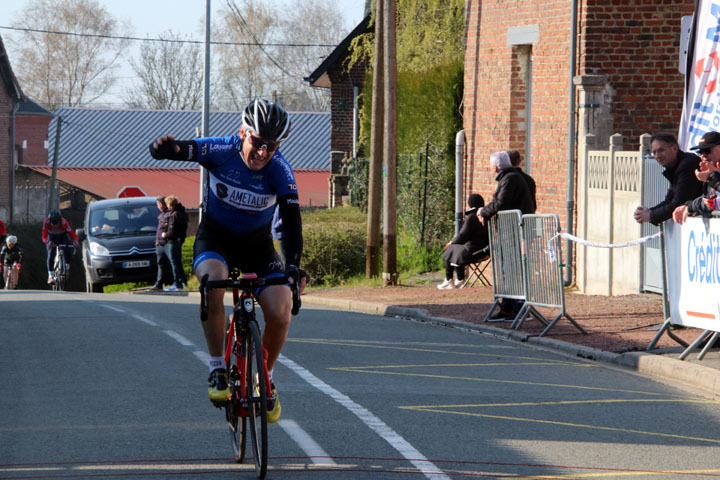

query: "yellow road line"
(398, 406), (720, 444)
(329, 367), (693, 397)
(288, 339), (579, 365)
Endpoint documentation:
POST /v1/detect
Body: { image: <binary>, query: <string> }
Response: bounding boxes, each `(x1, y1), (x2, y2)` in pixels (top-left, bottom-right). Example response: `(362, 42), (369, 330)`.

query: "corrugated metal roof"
(48, 107), (331, 170)
(24, 166), (329, 209)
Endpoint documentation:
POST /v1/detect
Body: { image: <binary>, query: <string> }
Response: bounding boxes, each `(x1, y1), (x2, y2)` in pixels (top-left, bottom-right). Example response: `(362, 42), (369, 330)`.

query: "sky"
(0, 0), (368, 106)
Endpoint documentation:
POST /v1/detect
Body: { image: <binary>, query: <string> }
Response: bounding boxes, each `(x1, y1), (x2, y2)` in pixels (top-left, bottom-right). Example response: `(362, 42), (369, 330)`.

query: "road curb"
(303, 295), (720, 398)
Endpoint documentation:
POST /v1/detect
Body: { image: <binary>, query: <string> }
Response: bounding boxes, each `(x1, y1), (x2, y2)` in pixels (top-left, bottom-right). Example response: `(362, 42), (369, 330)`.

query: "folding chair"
(460, 248), (491, 288)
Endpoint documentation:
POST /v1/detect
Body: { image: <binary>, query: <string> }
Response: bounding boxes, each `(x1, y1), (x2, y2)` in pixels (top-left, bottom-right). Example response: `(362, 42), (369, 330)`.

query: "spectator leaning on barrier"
(672, 131), (720, 224)
(477, 151), (535, 227)
(477, 151), (534, 319)
(633, 133), (702, 225)
(508, 150), (537, 212)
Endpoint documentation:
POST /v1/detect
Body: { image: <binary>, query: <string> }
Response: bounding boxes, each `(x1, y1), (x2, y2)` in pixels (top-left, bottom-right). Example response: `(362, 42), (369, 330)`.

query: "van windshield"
(89, 204), (157, 236)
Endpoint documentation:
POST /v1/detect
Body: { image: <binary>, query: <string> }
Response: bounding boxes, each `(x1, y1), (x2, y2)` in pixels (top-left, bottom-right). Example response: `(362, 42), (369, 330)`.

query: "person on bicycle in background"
(149, 98), (303, 423)
(1, 235), (23, 289)
(42, 209), (79, 284)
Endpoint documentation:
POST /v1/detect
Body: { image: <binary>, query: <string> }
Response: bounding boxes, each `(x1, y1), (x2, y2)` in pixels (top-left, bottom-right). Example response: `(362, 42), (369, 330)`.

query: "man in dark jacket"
(508, 150), (537, 212)
(633, 133), (702, 225)
(477, 151), (533, 319)
(478, 151), (534, 225)
(162, 195), (188, 291)
(672, 131), (720, 224)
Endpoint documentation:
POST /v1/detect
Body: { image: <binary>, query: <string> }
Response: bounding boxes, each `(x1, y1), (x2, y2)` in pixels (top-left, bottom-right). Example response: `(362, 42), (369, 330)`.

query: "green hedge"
(301, 208), (367, 286)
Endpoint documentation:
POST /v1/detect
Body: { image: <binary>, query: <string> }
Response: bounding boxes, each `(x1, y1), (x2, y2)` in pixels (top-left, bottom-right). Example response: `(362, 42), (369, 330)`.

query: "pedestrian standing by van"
(150, 196), (171, 291)
(163, 195), (188, 291)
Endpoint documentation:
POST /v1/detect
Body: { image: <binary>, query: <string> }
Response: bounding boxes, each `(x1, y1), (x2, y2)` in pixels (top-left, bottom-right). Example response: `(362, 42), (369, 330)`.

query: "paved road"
(2, 290), (720, 479)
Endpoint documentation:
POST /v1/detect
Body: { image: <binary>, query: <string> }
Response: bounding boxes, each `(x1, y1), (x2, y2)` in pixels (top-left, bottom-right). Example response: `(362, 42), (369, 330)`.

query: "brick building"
(0, 35), (24, 223)
(463, 0), (695, 222)
(306, 13), (371, 207)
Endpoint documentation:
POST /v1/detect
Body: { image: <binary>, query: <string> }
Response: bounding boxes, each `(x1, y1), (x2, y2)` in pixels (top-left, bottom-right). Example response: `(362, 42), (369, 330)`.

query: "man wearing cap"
(633, 133), (703, 225)
(672, 131), (720, 224)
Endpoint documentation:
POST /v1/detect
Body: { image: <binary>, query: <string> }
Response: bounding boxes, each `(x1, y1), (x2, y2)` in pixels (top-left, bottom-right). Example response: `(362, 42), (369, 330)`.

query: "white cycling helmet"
(6, 235), (17, 246)
(241, 98), (292, 142)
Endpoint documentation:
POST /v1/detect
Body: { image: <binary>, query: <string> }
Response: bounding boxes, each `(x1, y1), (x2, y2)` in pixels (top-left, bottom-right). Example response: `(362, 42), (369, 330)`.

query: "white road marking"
(278, 355), (451, 480)
(100, 304), (125, 313)
(164, 330), (194, 346)
(277, 419), (336, 465)
(193, 350), (210, 365)
(131, 313), (158, 327)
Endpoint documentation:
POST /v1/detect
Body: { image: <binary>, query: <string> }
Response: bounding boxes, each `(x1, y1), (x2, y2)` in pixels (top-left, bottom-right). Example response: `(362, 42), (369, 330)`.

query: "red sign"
(117, 186), (147, 198)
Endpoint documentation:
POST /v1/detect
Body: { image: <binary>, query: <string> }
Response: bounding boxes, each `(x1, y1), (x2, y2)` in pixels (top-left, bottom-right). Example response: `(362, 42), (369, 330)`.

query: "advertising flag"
(679, 0), (720, 150)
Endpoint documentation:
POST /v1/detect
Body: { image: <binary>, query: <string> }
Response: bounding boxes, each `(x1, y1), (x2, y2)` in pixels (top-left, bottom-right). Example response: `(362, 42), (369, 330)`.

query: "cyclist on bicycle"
(150, 98), (303, 423)
(42, 209), (79, 284)
(1, 235), (22, 289)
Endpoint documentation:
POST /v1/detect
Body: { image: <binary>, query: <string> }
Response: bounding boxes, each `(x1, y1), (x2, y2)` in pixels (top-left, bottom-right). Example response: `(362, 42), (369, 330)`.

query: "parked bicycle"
(200, 271), (299, 479)
(51, 244), (74, 291)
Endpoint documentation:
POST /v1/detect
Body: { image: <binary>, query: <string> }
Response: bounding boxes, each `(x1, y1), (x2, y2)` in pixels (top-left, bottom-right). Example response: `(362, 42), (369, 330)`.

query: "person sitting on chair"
(438, 193), (489, 289)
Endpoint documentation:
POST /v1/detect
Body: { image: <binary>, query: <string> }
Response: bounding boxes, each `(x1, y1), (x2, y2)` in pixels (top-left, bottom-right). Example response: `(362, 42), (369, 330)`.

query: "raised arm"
(149, 135), (199, 162)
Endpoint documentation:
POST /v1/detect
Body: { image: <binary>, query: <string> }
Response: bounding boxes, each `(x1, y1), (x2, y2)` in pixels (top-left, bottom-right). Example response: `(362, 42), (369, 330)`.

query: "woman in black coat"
(438, 193), (489, 289)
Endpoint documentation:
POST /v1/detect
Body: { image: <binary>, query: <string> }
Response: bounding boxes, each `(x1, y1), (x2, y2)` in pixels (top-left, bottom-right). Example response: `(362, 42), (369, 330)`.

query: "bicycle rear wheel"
(245, 320), (268, 478)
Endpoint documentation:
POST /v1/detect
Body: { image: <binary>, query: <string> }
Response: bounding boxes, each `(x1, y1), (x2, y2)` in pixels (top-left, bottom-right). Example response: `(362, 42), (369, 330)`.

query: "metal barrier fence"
(484, 210), (525, 321)
(484, 211), (586, 337)
(516, 214), (586, 336)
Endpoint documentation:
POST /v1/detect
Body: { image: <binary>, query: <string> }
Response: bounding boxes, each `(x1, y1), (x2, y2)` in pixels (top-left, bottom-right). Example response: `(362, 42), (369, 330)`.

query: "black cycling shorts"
(192, 216), (284, 279)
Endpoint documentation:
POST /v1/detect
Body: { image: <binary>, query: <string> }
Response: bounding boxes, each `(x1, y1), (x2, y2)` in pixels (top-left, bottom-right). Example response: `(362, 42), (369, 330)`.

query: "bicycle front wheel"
(227, 327), (247, 463)
(245, 320), (268, 478)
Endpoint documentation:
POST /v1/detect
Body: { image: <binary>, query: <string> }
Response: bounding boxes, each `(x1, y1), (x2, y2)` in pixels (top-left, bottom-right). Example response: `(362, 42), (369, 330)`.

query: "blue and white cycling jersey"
(194, 135), (298, 236)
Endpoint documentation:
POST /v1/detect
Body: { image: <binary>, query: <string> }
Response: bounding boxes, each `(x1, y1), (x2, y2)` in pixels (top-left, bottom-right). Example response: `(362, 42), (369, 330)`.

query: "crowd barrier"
(650, 215), (720, 360)
(483, 211), (585, 336)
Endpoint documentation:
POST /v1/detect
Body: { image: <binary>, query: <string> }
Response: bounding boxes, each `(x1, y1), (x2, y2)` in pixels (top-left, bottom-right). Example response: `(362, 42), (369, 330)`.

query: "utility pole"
(199, 0), (212, 221)
(382, 0), (398, 286)
(365, 0), (384, 278)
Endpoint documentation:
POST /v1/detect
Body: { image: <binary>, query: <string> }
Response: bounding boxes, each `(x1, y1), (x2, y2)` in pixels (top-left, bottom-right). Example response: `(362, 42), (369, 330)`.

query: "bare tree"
(8, 0), (129, 110)
(213, 0), (345, 112)
(273, 0), (346, 111)
(212, 0), (277, 111)
(123, 31), (204, 110)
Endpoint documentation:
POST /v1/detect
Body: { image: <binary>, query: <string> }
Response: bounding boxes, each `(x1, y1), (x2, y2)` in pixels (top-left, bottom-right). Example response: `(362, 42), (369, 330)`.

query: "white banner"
(679, 0), (720, 151)
(666, 219), (720, 330)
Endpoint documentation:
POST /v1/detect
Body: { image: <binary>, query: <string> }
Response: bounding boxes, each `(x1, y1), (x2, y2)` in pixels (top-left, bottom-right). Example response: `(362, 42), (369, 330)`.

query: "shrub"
(302, 221), (366, 286)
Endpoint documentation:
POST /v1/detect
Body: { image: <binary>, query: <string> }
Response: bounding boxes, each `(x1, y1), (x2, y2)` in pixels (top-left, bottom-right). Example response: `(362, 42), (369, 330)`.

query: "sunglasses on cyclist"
(697, 148), (713, 156)
(245, 132), (280, 152)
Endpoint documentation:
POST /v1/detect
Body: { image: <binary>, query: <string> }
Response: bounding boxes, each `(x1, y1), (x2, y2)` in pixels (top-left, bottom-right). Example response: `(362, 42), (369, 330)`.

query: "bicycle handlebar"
(199, 273), (301, 321)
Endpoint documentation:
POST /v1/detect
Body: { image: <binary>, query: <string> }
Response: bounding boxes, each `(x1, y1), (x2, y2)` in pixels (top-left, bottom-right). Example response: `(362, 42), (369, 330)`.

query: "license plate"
(122, 260), (150, 269)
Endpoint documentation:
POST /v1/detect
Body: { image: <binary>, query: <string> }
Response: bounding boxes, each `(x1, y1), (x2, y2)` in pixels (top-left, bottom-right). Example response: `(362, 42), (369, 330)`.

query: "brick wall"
(15, 114), (52, 165)
(464, 0), (694, 223)
(580, 0), (694, 147)
(464, 0), (573, 217)
(329, 55), (368, 156)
